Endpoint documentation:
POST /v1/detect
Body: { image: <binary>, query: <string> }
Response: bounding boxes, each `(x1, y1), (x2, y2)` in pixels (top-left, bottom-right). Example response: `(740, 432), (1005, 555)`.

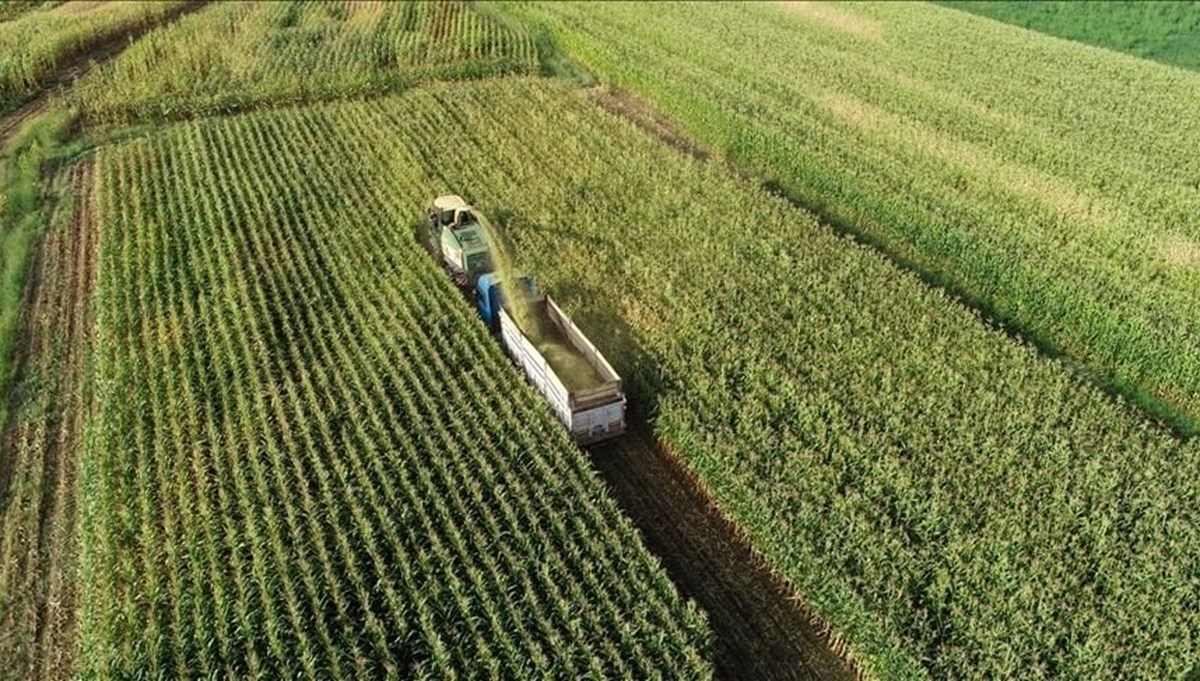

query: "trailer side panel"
(498, 302), (626, 445)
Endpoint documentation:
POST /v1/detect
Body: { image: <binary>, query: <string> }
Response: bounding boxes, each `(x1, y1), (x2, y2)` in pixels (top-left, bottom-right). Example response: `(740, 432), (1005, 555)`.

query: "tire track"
(589, 421), (858, 680)
(35, 161), (96, 679)
(0, 161), (94, 681)
(0, 98), (48, 151)
(0, 1), (209, 150)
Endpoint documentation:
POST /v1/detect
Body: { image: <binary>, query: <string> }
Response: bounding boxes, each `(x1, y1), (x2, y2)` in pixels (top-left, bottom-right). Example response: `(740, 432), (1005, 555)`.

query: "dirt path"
(0, 97), (49, 151)
(0, 0), (208, 149)
(590, 423), (858, 680)
(0, 161), (96, 681)
(35, 161), (95, 679)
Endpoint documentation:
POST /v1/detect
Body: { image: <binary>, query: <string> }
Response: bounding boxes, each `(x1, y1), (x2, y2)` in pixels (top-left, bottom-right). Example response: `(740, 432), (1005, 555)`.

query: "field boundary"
(0, 159), (97, 680)
(69, 60), (530, 132)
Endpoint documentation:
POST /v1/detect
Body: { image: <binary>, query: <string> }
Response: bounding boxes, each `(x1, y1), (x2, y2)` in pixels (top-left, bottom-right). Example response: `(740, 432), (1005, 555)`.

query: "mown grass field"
(941, 1), (1200, 71)
(2, 1), (1199, 679)
(503, 0), (1200, 435)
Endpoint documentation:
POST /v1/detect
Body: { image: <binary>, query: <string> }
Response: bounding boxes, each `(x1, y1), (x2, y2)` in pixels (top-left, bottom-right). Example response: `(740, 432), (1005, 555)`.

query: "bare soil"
(0, 161), (96, 681)
(37, 161), (96, 679)
(590, 422), (859, 680)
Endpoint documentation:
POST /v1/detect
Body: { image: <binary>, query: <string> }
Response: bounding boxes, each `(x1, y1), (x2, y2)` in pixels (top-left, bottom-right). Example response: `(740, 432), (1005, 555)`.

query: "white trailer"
(498, 296), (626, 445)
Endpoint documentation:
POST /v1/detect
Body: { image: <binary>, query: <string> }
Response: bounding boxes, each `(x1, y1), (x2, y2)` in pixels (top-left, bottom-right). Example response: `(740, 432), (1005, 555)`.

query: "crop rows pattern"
(274, 78), (1198, 679)
(502, 1), (1200, 433)
(72, 1), (539, 125)
(0, 0), (184, 109)
(80, 96), (710, 677)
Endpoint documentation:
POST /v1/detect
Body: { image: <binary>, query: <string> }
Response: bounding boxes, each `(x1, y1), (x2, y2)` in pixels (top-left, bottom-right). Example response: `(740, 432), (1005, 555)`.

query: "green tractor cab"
(428, 194), (493, 286)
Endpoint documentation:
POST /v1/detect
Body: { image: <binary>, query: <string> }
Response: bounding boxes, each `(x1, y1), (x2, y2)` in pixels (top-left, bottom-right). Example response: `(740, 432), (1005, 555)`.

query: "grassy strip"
(0, 107), (73, 427)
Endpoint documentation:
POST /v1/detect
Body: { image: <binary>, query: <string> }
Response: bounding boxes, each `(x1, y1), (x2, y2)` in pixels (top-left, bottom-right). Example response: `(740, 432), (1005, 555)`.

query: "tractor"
(426, 194), (492, 287)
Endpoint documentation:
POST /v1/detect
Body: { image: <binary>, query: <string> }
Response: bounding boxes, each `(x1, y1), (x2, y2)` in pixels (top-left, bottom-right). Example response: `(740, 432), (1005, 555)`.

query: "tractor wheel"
(417, 221), (439, 260)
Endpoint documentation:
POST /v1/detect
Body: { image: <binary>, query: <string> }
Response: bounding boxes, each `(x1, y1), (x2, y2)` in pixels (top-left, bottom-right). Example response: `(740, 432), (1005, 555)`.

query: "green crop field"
(0, 0), (186, 110)
(941, 1), (1200, 72)
(335, 77), (1193, 680)
(503, 0), (1200, 435)
(2, 2), (1199, 680)
(72, 1), (538, 126)
(61, 93), (711, 677)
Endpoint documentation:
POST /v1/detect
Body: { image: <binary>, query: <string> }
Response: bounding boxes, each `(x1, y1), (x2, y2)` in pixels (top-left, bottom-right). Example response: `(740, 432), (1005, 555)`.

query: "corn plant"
(0, 1), (186, 109)
(71, 1), (539, 126)
(499, 0), (1200, 436)
(79, 88), (711, 677)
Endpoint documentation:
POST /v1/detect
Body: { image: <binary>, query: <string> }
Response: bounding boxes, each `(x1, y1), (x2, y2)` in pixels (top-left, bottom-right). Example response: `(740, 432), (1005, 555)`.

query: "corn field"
(79, 90), (711, 676)
(259, 77), (1196, 680)
(72, 1), (539, 126)
(0, 1), (184, 108)
(0, 2), (62, 24)
(4, 2), (1199, 679)
(500, 0), (1200, 435)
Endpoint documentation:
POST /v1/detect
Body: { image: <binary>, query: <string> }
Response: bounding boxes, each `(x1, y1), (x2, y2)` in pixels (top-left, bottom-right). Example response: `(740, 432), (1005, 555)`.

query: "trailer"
(476, 273), (626, 445)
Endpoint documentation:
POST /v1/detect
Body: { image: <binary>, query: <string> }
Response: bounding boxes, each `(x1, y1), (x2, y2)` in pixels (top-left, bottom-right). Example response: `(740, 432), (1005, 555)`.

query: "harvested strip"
(0, 160), (96, 681)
